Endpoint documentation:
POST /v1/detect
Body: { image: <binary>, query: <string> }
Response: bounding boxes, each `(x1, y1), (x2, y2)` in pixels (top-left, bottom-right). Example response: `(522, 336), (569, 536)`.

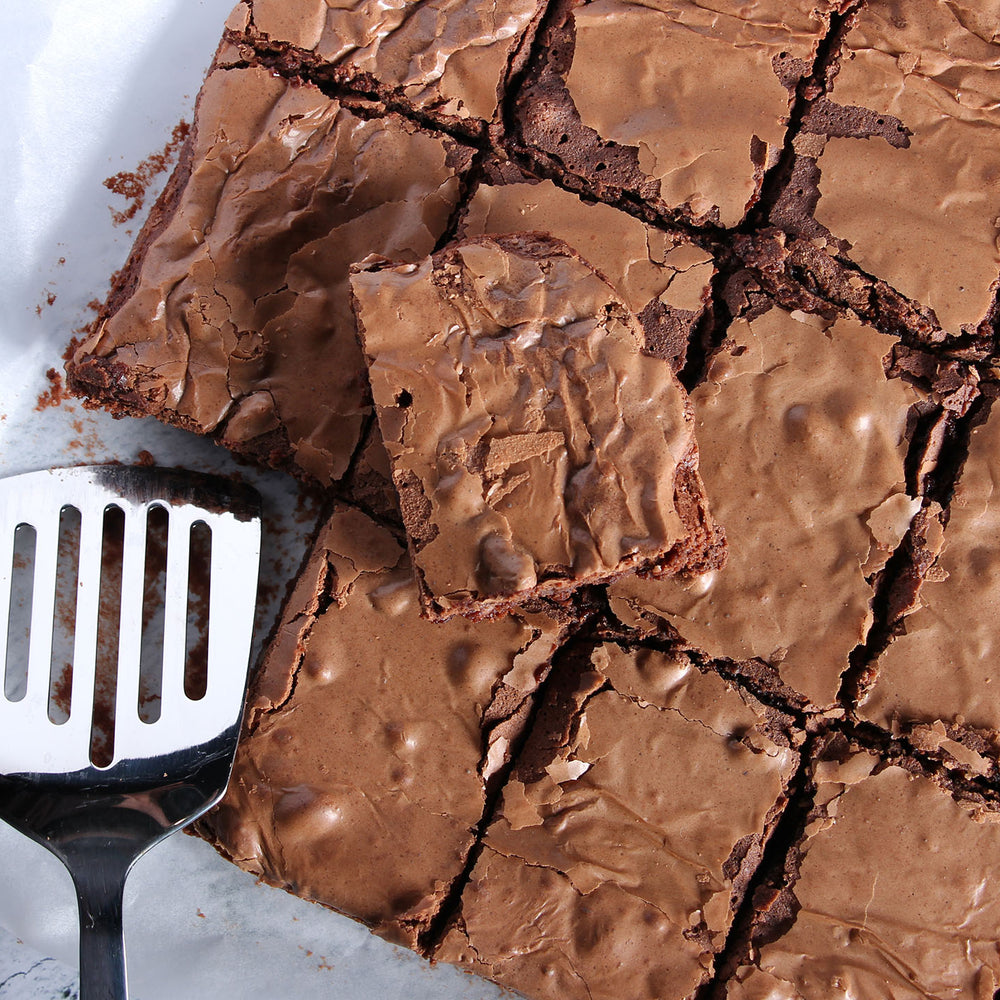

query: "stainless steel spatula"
(0, 465), (261, 1000)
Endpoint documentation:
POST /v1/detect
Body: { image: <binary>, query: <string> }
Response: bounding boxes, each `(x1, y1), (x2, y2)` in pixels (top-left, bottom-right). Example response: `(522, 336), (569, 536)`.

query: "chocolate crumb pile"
(68, 1), (1000, 998)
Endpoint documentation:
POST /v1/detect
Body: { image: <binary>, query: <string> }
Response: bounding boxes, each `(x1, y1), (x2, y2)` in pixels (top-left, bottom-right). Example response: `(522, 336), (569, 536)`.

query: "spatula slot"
(4, 523), (36, 703)
(90, 504), (125, 769)
(47, 504), (82, 724)
(137, 503), (169, 724)
(184, 520), (212, 703)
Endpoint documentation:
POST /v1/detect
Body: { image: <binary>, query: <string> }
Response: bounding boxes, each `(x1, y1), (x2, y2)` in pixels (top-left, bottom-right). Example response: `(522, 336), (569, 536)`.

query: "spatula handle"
(72, 857), (130, 1000)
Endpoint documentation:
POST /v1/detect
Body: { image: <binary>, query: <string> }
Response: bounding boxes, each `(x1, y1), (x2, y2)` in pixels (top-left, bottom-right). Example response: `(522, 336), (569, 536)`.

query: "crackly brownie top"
(732, 753), (1000, 999)
(201, 504), (563, 948)
(437, 643), (796, 1000)
(460, 175), (714, 368)
(813, 0), (1000, 333)
(69, 65), (468, 485)
(230, 0), (543, 120)
(544, 0), (837, 224)
(861, 406), (1000, 737)
(609, 307), (923, 708)
(351, 232), (719, 619)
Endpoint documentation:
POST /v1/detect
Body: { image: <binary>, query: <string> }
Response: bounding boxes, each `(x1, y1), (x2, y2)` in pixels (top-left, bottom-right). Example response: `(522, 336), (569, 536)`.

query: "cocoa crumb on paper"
(35, 368), (67, 411)
(104, 120), (190, 226)
(35, 289), (58, 316)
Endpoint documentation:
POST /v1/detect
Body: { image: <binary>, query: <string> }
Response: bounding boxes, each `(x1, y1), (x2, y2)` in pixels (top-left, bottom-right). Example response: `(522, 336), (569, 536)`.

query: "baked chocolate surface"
(459, 174), (714, 370)
(511, 0), (838, 226)
(68, 64), (472, 486)
(731, 751), (1000, 999)
(226, 0), (545, 123)
(608, 306), (923, 709)
(859, 406), (1000, 769)
(64, 0), (1000, 996)
(351, 232), (724, 620)
(813, 0), (1000, 334)
(437, 643), (797, 999)
(198, 504), (564, 948)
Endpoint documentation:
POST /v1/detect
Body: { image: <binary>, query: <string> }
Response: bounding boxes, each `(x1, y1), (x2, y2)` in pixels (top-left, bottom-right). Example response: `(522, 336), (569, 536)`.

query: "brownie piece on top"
(437, 642), (798, 999)
(511, 0), (839, 226)
(224, 0), (546, 124)
(730, 749), (1000, 999)
(859, 405), (1000, 773)
(811, 0), (1000, 334)
(350, 232), (725, 622)
(459, 172), (715, 371)
(68, 62), (472, 486)
(608, 305), (925, 710)
(199, 504), (565, 948)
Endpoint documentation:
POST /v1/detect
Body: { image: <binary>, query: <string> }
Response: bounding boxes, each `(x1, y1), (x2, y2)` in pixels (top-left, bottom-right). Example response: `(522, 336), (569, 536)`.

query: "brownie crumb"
(35, 367), (67, 411)
(103, 120), (190, 226)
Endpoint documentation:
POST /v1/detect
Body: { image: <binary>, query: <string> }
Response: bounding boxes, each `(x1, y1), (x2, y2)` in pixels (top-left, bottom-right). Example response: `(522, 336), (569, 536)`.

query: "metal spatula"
(0, 465), (261, 1000)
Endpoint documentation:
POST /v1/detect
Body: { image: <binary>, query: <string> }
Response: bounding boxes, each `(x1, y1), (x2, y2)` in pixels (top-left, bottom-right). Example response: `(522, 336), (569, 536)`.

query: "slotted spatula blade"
(0, 465), (261, 1000)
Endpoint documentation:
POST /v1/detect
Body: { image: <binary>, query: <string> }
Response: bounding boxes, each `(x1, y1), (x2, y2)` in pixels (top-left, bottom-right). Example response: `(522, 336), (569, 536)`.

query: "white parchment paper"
(0, 4), (504, 998)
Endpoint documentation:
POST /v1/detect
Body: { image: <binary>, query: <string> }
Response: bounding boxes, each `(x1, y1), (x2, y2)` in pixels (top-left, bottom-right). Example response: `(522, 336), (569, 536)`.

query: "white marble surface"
(0, 929), (77, 1000)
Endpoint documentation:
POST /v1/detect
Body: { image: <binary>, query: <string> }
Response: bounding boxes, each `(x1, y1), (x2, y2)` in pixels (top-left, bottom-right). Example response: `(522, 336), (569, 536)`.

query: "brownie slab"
(199, 504), (564, 948)
(608, 306), (924, 708)
(813, 0), (1000, 333)
(351, 232), (724, 621)
(437, 643), (798, 999)
(514, 0), (837, 226)
(731, 752), (1000, 998)
(68, 64), (471, 486)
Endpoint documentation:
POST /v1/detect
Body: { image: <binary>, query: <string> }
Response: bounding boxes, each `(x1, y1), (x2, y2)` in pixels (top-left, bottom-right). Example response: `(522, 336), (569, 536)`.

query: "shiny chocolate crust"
(511, 0), (838, 227)
(732, 752), (1000, 999)
(459, 175), (715, 370)
(198, 504), (565, 948)
(608, 307), (924, 709)
(437, 643), (797, 999)
(351, 232), (725, 621)
(813, 0), (1000, 335)
(68, 65), (471, 486)
(227, 0), (545, 124)
(859, 405), (1000, 767)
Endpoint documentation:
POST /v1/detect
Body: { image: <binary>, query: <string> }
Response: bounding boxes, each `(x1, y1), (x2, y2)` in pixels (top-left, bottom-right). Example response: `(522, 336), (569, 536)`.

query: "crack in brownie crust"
(197, 504), (566, 948)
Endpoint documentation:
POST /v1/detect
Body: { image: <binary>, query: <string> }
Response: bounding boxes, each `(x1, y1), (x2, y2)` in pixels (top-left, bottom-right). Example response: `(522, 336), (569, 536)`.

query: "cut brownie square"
(812, 0), (1000, 333)
(350, 232), (724, 621)
(225, 0), (547, 124)
(608, 306), (925, 709)
(859, 405), (1000, 773)
(512, 0), (839, 226)
(437, 642), (798, 999)
(198, 504), (565, 948)
(68, 63), (472, 486)
(460, 171), (715, 371)
(730, 750), (1000, 998)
